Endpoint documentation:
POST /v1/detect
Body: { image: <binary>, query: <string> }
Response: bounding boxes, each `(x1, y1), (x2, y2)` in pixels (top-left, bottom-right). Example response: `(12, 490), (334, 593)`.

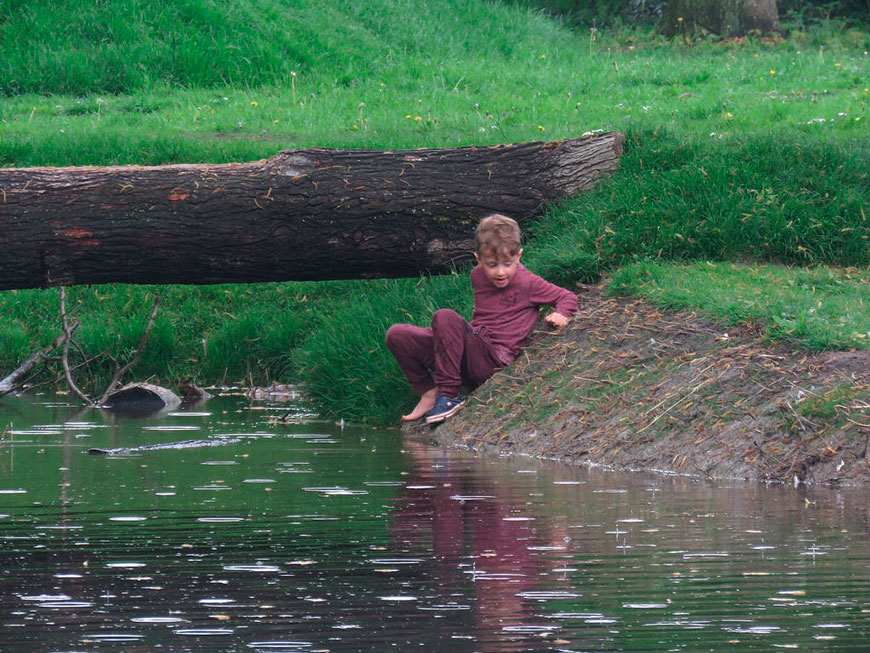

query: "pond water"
(1, 393), (869, 651)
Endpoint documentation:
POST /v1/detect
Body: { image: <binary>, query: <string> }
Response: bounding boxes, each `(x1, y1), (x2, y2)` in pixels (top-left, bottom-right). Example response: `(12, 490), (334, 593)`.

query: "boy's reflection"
(390, 437), (567, 650)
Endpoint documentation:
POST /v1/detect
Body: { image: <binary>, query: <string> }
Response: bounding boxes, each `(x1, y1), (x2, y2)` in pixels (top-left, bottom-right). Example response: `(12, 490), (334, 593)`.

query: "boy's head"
(474, 214), (523, 289)
(474, 213), (521, 258)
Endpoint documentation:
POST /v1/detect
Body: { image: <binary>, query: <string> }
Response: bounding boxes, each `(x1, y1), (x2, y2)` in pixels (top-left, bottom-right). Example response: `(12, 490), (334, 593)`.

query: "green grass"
(0, 1), (867, 421)
(608, 261), (870, 349)
(0, 281), (362, 396)
(525, 129), (870, 285)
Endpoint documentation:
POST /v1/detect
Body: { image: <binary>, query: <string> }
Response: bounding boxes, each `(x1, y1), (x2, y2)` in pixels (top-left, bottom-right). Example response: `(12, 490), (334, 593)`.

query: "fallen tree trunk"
(0, 132), (623, 290)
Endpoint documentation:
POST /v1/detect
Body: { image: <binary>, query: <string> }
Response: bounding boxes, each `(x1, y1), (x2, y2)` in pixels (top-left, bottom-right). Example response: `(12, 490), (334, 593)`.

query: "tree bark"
(658, 0), (781, 37)
(0, 132), (623, 290)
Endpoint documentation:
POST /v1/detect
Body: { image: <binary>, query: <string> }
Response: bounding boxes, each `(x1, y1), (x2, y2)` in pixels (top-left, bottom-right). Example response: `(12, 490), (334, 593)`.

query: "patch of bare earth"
(410, 285), (869, 487)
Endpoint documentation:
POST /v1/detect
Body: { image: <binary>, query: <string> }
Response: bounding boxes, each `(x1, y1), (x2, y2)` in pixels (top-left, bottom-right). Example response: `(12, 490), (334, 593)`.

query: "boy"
(385, 214), (577, 424)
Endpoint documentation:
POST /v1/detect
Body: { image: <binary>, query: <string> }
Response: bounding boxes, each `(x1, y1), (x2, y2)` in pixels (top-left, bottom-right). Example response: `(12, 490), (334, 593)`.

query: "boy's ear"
(473, 252), (481, 264)
(516, 248), (523, 262)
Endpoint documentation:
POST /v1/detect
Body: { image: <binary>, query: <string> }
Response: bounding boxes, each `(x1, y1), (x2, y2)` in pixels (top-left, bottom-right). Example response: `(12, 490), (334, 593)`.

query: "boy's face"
(474, 247), (523, 289)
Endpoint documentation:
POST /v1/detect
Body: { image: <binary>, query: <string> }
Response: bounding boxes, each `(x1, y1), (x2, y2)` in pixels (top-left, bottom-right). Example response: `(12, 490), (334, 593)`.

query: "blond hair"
(474, 213), (521, 256)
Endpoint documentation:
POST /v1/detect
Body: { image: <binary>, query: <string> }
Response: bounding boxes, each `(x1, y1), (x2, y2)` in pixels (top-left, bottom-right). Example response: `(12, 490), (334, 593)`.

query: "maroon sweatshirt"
(470, 263), (578, 365)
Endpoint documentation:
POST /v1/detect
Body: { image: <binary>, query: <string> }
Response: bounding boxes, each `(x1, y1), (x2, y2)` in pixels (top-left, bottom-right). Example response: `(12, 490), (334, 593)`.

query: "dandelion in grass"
(538, 125), (545, 131)
(770, 70), (776, 75)
(725, 112), (734, 119)
(251, 101), (258, 107)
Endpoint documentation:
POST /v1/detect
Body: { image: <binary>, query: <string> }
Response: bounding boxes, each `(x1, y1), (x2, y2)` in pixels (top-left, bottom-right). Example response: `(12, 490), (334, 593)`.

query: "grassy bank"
(0, 1), (867, 421)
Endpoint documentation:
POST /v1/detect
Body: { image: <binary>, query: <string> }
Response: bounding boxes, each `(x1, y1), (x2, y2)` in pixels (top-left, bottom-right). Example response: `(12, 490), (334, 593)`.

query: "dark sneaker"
(424, 394), (466, 424)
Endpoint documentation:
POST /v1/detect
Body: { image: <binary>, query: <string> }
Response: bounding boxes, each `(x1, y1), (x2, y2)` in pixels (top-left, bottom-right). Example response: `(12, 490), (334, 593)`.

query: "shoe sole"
(424, 401), (466, 424)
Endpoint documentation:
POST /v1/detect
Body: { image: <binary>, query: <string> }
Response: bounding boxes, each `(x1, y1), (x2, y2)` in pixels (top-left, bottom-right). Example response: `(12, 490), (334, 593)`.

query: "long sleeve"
(470, 264), (577, 363)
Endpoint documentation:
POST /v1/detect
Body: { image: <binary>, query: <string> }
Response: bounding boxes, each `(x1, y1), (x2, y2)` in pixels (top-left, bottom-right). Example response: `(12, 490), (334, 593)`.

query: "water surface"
(1, 393), (869, 651)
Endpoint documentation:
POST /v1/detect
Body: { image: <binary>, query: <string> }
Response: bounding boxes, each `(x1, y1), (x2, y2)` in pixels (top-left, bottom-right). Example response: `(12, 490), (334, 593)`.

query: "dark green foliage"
(525, 128), (870, 288)
(780, 0), (869, 23)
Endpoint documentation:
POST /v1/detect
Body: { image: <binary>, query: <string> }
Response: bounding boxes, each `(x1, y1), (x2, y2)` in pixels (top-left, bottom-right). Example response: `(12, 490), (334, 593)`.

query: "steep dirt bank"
(408, 285), (869, 486)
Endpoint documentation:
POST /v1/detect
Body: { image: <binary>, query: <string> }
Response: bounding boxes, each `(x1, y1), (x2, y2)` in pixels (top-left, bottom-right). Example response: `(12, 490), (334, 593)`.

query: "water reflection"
(0, 394), (869, 651)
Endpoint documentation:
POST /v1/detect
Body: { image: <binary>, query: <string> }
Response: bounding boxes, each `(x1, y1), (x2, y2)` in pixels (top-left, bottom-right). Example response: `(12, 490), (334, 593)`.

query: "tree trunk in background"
(658, 0), (781, 37)
(0, 132), (624, 290)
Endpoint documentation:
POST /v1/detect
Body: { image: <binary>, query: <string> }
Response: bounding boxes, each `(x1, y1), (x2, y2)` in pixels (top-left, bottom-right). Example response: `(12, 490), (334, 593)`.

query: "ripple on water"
(109, 516), (148, 522)
(723, 625), (783, 634)
(223, 565), (282, 573)
(174, 628), (235, 636)
(516, 591), (582, 600)
(197, 517), (246, 523)
(38, 601), (95, 608)
(370, 558), (424, 565)
(302, 487), (368, 496)
(82, 633), (144, 642)
(131, 616), (187, 624)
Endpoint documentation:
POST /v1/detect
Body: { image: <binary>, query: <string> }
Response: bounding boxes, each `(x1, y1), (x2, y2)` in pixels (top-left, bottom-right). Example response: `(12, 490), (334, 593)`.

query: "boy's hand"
(544, 312), (570, 329)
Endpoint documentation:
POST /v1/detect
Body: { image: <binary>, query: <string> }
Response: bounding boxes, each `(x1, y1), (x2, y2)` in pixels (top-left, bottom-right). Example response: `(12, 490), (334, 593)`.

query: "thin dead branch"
(98, 296), (161, 405)
(0, 327), (76, 397)
(60, 287), (93, 405)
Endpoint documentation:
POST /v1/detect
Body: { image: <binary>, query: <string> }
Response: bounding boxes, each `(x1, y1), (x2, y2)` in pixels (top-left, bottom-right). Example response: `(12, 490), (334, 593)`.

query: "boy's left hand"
(544, 312), (571, 329)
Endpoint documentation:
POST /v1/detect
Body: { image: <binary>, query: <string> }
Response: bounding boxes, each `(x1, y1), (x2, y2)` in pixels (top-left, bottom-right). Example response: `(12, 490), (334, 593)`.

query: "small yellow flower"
(251, 101), (258, 106)
(770, 69), (776, 75)
(414, 115), (422, 121)
(538, 54), (547, 59)
(677, 16), (684, 22)
(835, 62), (842, 67)
(379, 82), (386, 87)
(537, 125), (545, 131)
(725, 112), (734, 119)
(273, 119), (279, 124)
(404, 114), (412, 119)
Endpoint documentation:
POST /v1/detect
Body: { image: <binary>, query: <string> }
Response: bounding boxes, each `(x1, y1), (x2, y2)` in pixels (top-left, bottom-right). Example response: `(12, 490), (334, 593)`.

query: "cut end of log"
(103, 382), (181, 416)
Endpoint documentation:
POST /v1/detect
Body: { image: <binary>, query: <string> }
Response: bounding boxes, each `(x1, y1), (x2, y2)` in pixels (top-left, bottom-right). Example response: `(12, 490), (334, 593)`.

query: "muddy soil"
(408, 285), (869, 487)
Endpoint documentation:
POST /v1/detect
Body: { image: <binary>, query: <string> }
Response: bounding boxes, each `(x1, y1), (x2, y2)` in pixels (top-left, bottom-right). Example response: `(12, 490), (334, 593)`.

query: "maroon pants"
(385, 309), (504, 398)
